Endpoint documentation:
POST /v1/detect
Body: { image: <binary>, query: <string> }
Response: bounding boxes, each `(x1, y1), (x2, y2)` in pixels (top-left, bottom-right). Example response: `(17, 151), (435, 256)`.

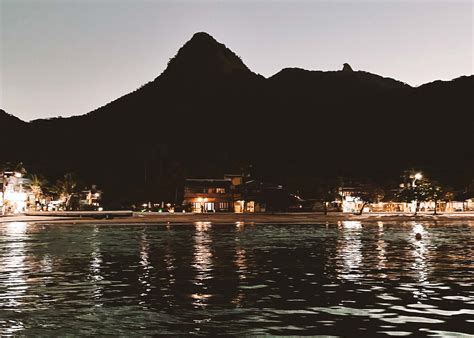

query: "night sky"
(1, 0), (472, 121)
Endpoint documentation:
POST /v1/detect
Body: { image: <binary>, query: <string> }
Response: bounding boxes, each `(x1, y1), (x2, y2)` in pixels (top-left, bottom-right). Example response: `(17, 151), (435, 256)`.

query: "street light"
(411, 172), (422, 215)
(412, 172), (423, 187)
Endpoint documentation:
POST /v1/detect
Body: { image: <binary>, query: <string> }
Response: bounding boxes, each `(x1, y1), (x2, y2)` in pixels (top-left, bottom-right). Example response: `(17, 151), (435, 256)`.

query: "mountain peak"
(161, 32), (251, 79)
(189, 31), (218, 43)
(342, 63), (354, 72)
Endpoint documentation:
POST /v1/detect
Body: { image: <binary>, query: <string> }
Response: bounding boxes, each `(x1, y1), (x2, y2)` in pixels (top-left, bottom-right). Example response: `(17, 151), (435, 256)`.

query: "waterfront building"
(339, 184), (474, 213)
(67, 186), (103, 211)
(183, 178), (234, 213)
(0, 171), (34, 215)
(183, 175), (299, 213)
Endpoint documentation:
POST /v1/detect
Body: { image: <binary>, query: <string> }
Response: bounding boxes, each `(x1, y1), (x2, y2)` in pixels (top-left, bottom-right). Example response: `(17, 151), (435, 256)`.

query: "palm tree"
(53, 173), (77, 210)
(29, 174), (48, 206)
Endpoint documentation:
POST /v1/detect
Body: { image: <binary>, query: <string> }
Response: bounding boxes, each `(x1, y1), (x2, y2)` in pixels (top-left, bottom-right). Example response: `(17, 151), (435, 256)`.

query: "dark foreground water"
(0, 221), (473, 336)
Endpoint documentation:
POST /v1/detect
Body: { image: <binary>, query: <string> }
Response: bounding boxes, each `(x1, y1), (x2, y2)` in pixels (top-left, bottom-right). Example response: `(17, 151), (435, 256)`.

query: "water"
(0, 220), (473, 336)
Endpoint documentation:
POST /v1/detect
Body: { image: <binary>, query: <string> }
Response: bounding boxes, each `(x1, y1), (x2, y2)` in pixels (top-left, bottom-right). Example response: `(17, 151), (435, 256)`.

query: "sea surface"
(0, 221), (473, 336)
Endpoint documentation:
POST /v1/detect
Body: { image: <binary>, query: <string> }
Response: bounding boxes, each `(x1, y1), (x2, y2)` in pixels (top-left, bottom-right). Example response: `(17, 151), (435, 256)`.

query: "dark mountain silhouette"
(162, 31), (251, 77)
(342, 63), (353, 72)
(1, 32), (472, 206)
(1, 110), (28, 163)
(1, 109), (25, 127)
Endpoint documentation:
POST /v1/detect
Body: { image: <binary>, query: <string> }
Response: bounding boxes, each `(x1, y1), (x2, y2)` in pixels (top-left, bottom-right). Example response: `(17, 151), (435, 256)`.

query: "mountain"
(161, 31), (252, 78)
(1, 32), (472, 206)
(0, 110), (28, 163)
(0, 109), (25, 127)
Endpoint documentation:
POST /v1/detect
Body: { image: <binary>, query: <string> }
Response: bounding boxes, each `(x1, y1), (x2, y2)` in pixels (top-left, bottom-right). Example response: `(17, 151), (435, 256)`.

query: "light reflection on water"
(89, 226), (104, 305)
(192, 222), (213, 309)
(0, 220), (473, 335)
(337, 221), (363, 281)
(0, 222), (28, 334)
(376, 221), (387, 277)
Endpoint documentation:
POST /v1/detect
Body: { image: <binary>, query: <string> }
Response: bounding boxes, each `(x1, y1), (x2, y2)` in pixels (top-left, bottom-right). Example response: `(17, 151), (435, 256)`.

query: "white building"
(0, 171), (34, 215)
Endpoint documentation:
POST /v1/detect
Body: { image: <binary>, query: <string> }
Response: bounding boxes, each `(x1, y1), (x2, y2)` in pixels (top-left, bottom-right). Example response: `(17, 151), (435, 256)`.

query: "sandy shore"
(1, 212), (473, 225)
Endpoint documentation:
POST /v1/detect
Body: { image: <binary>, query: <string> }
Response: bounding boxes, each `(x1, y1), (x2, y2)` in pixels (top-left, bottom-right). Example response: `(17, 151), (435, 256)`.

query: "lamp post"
(412, 172), (422, 187)
(411, 172), (422, 214)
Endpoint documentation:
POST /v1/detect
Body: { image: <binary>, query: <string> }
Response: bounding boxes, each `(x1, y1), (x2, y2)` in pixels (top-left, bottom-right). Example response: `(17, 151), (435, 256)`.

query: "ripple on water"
(0, 221), (473, 335)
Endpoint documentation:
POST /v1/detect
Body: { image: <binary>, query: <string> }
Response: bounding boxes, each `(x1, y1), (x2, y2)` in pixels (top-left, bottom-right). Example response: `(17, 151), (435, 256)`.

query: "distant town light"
(414, 173), (423, 180)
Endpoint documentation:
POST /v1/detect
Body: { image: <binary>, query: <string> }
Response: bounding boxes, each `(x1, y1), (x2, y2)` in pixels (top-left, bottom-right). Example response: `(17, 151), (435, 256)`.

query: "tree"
(28, 174), (49, 205)
(356, 185), (385, 215)
(396, 185), (417, 214)
(417, 181), (444, 215)
(52, 173), (77, 210)
(309, 178), (340, 215)
(396, 172), (444, 215)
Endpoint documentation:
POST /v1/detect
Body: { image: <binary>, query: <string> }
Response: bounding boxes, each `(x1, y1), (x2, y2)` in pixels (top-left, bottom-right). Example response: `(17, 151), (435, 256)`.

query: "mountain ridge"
(1, 32), (472, 206)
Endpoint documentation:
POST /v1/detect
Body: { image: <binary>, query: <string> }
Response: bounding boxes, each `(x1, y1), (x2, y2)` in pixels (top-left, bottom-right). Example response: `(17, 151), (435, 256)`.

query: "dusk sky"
(1, 0), (472, 121)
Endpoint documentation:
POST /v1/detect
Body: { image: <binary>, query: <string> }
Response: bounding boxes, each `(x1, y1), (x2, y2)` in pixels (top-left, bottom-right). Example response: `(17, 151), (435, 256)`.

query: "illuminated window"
(219, 202), (229, 210)
(216, 188), (226, 194)
(192, 202), (202, 213)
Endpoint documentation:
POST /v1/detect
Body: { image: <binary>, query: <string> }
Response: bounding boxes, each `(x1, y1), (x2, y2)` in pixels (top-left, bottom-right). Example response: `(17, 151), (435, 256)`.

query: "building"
(183, 175), (300, 213)
(339, 184), (474, 213)
(68, 185), (103, 211)
(0, 171), (34, 215)
(183, 178), (234, 212)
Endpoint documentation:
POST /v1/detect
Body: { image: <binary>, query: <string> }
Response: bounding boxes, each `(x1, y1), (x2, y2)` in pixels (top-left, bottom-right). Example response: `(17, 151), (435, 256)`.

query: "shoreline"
(1, 212), (473, 225)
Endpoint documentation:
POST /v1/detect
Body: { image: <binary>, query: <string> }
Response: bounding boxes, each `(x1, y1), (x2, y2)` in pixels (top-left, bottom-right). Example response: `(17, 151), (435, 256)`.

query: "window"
(192, 202), (202, 213)
(204, 202), (214, 212)
(216, 188), (226, 194)
(219, 202), (229, 210)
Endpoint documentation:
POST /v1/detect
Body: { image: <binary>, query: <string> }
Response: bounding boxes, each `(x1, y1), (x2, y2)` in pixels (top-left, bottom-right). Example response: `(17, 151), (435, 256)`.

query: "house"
(0, 171), (34, 215)
(68, 185), (103, 211)
(183, 175), (299, 213)
(183, 178), (234, 212)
